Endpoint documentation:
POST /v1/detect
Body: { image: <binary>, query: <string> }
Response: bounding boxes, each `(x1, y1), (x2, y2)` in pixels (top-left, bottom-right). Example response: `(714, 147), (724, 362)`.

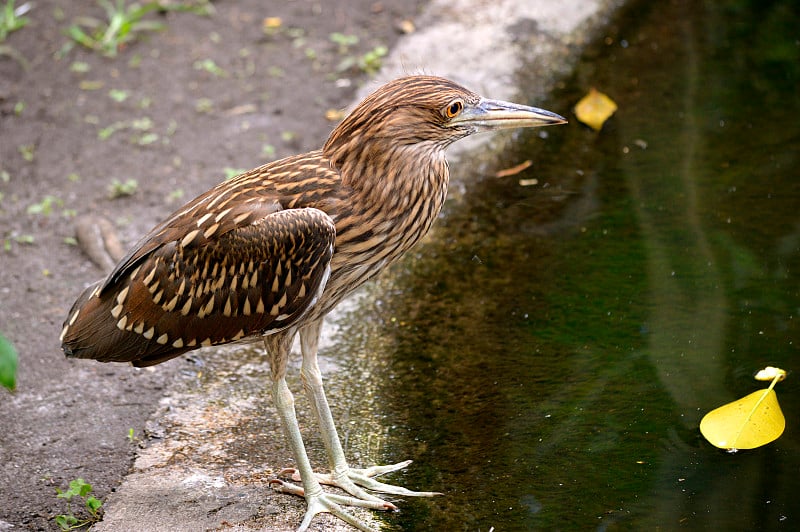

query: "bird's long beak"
(451, 98), (567, 131)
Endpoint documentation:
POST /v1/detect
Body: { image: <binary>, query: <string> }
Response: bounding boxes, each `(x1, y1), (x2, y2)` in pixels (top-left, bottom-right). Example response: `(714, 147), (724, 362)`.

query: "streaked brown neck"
(319, 136), (450, 310)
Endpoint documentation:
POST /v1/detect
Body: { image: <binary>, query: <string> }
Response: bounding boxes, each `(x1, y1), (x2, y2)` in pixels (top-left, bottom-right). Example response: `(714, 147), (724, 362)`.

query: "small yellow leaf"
(700, 388), (785, 451)
(79, 80), (105, 91)
(325, 108), (346, 122)
(263, 17), (282, 30)
(574, 88), (618, 131)
(398, 19), (416, 34)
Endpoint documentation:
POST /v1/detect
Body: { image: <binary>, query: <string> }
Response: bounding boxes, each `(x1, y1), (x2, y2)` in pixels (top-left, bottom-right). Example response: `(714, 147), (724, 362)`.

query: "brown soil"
(0, 1), (425, 529)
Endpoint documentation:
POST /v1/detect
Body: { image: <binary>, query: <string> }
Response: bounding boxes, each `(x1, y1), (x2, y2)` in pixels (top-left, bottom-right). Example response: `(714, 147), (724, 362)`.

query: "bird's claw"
(277, 459), (442, 499)
(269, 477), (304, 496)
(277, 467), (303, 482)
(326, 460), (442, 498)
(270, 476), (396, 532)
(269, 469), (397, 513)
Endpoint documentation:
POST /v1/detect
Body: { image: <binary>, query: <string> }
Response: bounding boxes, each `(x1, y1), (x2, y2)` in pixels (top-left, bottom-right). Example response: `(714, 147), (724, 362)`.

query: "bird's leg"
(265, 333), (392, 532)
(296, 320), (442, 499)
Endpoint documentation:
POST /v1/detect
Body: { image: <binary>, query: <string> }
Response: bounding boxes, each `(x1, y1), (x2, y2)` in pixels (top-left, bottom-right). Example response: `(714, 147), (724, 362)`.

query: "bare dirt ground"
(0, 1), (425, 529)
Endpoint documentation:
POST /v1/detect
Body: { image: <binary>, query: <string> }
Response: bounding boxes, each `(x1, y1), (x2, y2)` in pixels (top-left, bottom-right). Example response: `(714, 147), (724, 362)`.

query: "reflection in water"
(320, 0), (800, 530)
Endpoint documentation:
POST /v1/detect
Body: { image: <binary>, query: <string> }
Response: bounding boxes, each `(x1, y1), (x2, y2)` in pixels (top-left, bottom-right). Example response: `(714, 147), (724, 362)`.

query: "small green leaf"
(0, 333), (18, 391)
(98, 121), (125, 140)
(136, 132), (159, 145)
(193, 58), (227, 77)
(26, 194), (64, 216)
(108, 178), (138, 199)
(329, 32), (358, 53)
(18, 143), (35, 162)
(195, 98), (213, 113)
(130, 116), (153, 130)
(167, 188), (184, 202)
(55, 514), (78, 530)
(223, 167), (246, 180)
(108, 89), (129, 102)
(69, 478), (93, 498)
(69, 61), (91, 73)
(27, 195), (63, 216)
(86, 495), (103, 514)
(261, 144), (276, 158)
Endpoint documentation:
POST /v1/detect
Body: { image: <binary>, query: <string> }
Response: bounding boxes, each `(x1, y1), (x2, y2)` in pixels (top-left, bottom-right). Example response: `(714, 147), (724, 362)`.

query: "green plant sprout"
(55, 478), (103, 530)
(26, 195), (63, 216)
(329, 32), (358, 54)
(66, 1), (167, 57)
(17, 143), (34, 162)
(3, 233), (35, 252)
(108, 178), (138, 198)
(0, 333), (17, 391)
(193, 57), (227, 77)
(108, 88), (129, 102)
(224, 167), (246, 180)
(0, 0), (31, 68)
(64, 0), (209, 57)
(358, 45), (387, 74)
(98, 116), (154, 141)
(333, 41), (387, 74)
(0, 0), (30, 41)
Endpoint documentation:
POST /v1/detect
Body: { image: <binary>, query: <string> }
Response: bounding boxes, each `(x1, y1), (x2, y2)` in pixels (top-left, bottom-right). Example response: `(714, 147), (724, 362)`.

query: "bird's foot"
(279, 459), (442, 499)
(270, 477), (395, 532)
(271, 461), (440, 531)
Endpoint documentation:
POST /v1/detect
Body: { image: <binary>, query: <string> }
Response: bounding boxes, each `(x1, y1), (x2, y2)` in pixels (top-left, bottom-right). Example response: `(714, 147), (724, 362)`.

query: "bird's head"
(324, 75), (566, 162)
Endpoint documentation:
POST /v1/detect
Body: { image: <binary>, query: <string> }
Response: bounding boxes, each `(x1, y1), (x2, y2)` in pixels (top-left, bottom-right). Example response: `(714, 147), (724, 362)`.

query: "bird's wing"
(102, 174), (284, 292)
(62, 204), (335, 367)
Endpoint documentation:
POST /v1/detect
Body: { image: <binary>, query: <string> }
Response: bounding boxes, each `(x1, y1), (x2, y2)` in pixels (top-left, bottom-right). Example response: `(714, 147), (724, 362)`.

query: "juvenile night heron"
(61, 75), (565, 531)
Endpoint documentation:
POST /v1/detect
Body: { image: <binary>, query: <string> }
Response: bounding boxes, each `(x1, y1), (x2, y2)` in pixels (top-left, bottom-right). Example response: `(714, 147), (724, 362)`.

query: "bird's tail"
(60, 280), (186, 367)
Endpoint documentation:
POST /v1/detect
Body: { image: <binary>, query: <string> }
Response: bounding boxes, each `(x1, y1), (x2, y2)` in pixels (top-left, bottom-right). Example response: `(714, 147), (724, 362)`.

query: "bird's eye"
(444, 100), (463, 118)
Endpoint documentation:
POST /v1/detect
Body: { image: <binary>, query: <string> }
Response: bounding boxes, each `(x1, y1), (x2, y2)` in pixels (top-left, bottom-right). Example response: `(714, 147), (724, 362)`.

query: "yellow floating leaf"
(574, 88), (618, 131)
(700, 385), (785, 451)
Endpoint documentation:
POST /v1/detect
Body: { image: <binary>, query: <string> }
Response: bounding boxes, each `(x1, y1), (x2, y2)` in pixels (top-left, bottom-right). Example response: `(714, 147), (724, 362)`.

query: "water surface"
(325, 1), (799, 529)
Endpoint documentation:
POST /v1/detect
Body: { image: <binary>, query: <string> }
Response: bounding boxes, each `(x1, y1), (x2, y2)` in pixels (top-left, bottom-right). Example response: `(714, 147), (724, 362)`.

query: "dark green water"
(324, 0), (800, 530)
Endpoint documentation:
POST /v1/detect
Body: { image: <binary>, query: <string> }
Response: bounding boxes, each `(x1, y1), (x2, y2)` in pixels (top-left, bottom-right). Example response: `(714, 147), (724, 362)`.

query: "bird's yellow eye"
(444, 100), (463, 118)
